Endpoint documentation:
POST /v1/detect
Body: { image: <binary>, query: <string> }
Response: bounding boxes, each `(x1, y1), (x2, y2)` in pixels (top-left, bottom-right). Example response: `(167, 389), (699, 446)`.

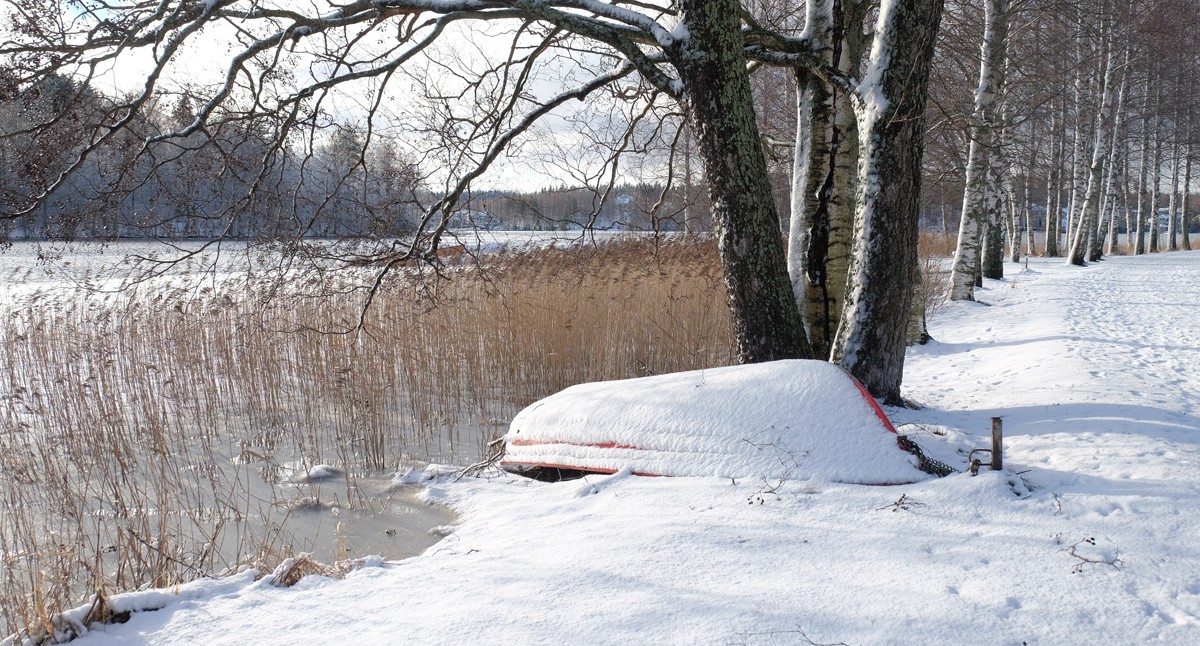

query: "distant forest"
(0, 75), (712, 241)
(1, 68), (1195, 242)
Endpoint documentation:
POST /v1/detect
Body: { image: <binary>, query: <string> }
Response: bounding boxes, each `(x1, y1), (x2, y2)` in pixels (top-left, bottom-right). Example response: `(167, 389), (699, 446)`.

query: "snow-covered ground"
(29, 252), (1200, 645)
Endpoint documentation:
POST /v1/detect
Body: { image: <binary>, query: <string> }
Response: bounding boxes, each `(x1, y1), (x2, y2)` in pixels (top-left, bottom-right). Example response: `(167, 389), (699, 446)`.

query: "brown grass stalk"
(1, 236), (733, 636)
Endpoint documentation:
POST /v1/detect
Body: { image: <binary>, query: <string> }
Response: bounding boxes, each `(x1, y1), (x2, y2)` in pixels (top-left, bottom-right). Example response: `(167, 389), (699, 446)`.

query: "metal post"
(990, 417), (1003, 471)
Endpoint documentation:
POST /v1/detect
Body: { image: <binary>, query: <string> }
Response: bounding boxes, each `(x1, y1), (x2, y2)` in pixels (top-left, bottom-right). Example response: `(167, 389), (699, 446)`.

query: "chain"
(897, 434), (957, 478)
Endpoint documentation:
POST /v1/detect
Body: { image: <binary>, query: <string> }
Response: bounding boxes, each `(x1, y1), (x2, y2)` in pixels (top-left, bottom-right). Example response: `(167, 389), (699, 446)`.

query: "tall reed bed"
(0, 236), (734, 638)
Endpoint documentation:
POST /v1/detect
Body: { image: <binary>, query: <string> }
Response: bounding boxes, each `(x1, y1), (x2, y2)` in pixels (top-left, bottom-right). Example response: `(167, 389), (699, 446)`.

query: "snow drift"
(501, 359), (927, 484)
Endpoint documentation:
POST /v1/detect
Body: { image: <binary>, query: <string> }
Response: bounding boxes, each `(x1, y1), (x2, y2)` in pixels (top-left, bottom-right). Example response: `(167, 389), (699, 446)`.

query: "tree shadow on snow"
(897, 402), (1199, 446)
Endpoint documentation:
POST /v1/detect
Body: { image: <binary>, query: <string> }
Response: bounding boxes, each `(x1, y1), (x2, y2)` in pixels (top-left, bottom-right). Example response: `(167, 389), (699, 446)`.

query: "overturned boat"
(501, 360), (928, 485)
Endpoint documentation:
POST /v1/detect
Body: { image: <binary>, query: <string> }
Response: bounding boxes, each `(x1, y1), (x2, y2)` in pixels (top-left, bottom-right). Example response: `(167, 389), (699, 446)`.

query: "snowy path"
(1063, 254), (1200, 419)
(901, 252), (1200, 642)
(901, 253), (1200, 482)
(46, 252), (1200, 646)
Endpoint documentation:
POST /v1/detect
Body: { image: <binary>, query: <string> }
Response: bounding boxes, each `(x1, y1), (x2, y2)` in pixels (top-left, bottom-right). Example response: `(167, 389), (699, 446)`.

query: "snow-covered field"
(31, 252), (1200, 645)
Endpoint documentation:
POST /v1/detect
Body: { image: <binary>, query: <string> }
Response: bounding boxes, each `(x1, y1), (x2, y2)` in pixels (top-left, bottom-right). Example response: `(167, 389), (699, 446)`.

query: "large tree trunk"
(831, 0), (944, 404)
(676, 0), (812, 362)
(789, 72), (837, 356)
(828, 0), (872, 317)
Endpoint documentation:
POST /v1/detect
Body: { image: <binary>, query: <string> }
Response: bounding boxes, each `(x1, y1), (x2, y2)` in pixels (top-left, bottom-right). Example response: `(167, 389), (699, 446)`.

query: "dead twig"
(728, 625), (851, 646)
(876, 494), (926, 512)
(1066, 537), (1123, 574)
(457, 437), (506, 479)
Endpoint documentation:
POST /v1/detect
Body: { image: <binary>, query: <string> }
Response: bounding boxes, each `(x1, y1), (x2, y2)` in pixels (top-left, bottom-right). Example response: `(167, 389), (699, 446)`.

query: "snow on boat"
(501, 360), (927, 484)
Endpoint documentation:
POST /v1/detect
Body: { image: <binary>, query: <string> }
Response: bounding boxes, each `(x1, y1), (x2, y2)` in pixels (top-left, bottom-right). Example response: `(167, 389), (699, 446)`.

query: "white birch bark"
(981, 120), (1008, 278)
(1134, 83), (1156, 255)
(1102, 163), (1124, 255)
(1182, 109), (1193, 251)
(1118, 181), (1128, 253)
(1024, 170), (1036, 258)
(1046, 100), (1066, 256)
(788, 0), (870, 360)
(1147, 112), (1163, 253)
(1063, 20), (1094, 249)
(1020, 117), (1041, 259)
(949, 0), (1009, 300)
(1091, 47), (1129, 261)
(1067, 40), (1115, 266)
(820, 30), (866, 361)
(1166, 107), (1181, 252)
(787, 0), (836, 357)
(1007, 175), (1020, 264)
(1182, 153), (1193, 251)
(831, 0), (944, 403)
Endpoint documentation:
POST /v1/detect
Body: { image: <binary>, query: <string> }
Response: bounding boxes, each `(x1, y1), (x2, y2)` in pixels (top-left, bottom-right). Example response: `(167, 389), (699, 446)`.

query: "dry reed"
(0, 236), (734, 637)
(2, 232), (951, 637)
(918, 230), (954, 321)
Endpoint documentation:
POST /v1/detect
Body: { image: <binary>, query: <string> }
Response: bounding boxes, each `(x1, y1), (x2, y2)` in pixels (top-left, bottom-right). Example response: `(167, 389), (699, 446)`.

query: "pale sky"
(6, 1), (682, 192)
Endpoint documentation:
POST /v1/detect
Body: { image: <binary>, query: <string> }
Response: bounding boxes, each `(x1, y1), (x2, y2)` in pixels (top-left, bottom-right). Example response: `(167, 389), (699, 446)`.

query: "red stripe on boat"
(499, 459), (662, 477)
(508, 439), (640, 450)
(844, 372), (897, 433)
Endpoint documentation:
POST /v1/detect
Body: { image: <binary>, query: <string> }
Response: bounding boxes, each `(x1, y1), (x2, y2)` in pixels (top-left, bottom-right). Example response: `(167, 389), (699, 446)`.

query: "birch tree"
(948, 0), (1010, 301)
(1146, 104), (1164, 254)
(787, 0), (838, 359)
(1181, 105), (1194, 251)
(1133, 80), (1158, 255)
(786, 0), (870, 361)
(828, 0), (944, 402)
(1046, 87), (1066, 256)
(980, 98), (1009, 278)
(1165, 105), (1181, 252)
(1066, 18), (1116, 266)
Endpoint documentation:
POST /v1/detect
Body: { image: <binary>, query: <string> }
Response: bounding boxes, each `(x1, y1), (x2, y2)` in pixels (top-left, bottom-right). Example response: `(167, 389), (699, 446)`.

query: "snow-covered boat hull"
(501, 360), (925, 484)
